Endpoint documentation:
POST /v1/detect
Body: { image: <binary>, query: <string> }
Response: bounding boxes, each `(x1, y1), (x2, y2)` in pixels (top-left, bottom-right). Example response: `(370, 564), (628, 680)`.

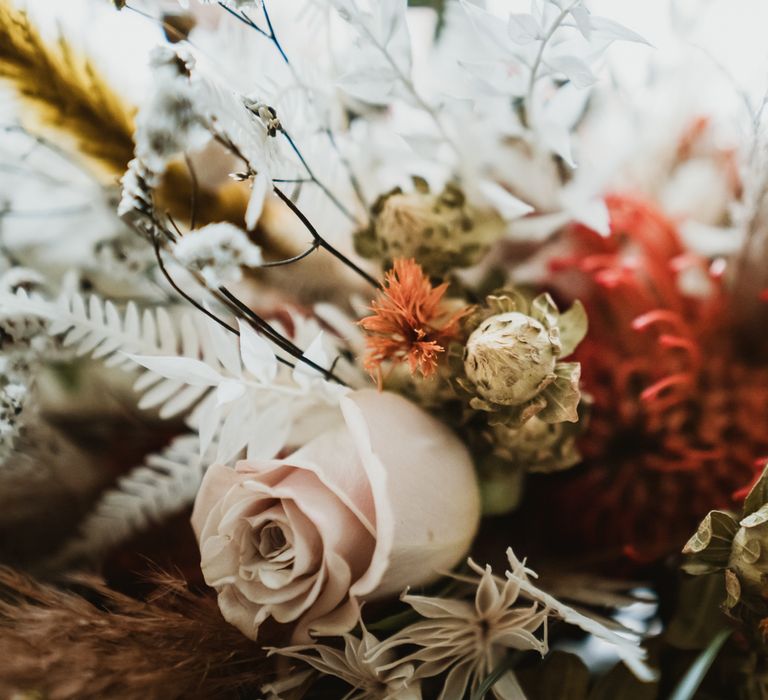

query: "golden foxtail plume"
(0, 0), (249, 226)
(0, 0), (135, 175)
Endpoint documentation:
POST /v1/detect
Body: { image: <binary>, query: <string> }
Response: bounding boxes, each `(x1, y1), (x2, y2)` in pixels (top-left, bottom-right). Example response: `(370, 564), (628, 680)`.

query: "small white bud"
(464, 311), (560, 406)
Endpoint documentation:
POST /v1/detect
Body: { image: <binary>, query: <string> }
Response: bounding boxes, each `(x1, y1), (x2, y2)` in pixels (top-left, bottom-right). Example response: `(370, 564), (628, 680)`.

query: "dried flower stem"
(279, 127), (359, 224)
(210, 127), (377, 288)
(218, 0), (368, 218)
(151, 222), (318, 374)
(127, 153), (344, 381)
(258, 240), (320, 267)
(273, 185), (380, 289)
(341, 9), (460, 159)
(217, 284), (346, 384)
(523, 0), (580, 129)
(151, 229), (238, 336)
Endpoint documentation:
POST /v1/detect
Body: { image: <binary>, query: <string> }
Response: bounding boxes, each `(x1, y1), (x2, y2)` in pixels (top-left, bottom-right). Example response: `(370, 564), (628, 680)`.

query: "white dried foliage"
(331, 0), (413, 106)
(0, 289), (183, 369)
(51, 434), (205, 564)
(172, 222), (263, 285)
(134, 46), (211, 173)
(457, 0), (648, 163)
(500, 548), (655, 682)
(130, 317), (347, 465)
(0, 289), (349, 465)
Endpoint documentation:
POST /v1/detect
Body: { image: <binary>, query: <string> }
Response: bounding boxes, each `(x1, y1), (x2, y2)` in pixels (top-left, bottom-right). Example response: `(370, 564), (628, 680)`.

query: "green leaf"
(724, 569), (741, 609)
(742, 463), (768, 518)
(470, 651), (525, 700)
(681, 511), (738, 575)
(741, 502), (768, 529)
(558, 299), (588, 357)
(666, 574), (730, 651)
(668, 629), (731, 700)
(538, 362), (581, 423)
(530, 292), (560, 329)
(588, 660), (658, 700)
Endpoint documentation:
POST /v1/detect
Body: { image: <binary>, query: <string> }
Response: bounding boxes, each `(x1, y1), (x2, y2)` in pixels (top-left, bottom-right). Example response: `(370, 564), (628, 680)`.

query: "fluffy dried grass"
(0, 0), (135, 174)
(0, 0), (249, 226)
(0, 567), (271, 700)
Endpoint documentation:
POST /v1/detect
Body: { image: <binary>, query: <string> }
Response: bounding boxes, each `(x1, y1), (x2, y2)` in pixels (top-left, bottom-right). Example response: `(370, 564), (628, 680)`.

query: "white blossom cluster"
(0, 378), (28, 462)
(134, 46), (211, 174)
(172, 222), (263, 285)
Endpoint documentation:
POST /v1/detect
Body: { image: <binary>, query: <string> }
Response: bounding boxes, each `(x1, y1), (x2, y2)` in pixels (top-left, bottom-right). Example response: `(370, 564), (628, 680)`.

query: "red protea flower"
(360, 258), (469, 385)
(547, 194), (768, 559)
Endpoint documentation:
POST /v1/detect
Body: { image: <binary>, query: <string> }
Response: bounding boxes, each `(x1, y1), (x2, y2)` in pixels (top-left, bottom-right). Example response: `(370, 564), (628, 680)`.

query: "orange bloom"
(360, 258), (468, 384)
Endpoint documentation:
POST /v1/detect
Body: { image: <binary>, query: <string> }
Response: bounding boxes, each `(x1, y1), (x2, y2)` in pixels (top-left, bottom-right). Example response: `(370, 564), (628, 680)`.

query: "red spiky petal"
(548, 194), (768, 558)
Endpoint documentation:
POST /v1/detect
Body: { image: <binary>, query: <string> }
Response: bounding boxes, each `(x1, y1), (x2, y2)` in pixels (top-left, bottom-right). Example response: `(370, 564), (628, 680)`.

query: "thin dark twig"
(259, 0), (289, 64)
(259, 241), (319, 267)
(280, 128), (357, 223)
(150, 226), (298, 370)
(217, 2), (268, 37)
(184, 153), (199, 230)
(256, 0), (364, 209)
(211, 130), (252, 174)
(211, 127), (374, 286)
(165, 212), (183, 240)
(152, 233), (240, 336)
(215, 2), (365, 221)
(153, 235), (296, 369)
(218, 286), (346, 384)
(217, 287), (300, 352)
(273, 186), (380, 289)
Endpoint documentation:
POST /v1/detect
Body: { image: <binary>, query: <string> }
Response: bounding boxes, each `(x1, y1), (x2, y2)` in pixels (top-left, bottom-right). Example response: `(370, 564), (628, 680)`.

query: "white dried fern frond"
(0, 289), (180, 370)
(1, 288), (351, 464)
(50, 433), (205, 565)
(0, 289), (228, 419)
(132, 319), (348, 464)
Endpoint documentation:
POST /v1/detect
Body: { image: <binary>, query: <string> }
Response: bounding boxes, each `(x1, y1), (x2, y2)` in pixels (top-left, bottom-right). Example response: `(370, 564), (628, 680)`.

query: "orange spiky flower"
(360, 258), (469, 385)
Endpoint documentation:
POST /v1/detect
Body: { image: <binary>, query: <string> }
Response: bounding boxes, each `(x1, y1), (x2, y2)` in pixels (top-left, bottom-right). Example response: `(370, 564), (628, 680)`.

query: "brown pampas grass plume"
(0, 567), (271, 700)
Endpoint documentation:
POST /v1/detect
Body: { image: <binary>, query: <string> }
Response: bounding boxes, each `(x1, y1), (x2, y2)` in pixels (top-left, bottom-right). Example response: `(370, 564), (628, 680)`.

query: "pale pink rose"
(191, 389), (480, 642)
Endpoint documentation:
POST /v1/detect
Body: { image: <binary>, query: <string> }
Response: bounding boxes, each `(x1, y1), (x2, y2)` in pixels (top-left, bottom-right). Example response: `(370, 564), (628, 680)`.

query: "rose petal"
(343, 390), (481, 598)
(191, 464), (243, 540)
(287, 427), (377, 538)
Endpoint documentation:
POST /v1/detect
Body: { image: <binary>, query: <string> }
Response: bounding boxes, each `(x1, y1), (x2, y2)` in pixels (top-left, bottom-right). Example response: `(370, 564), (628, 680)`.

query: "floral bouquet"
(0, 0), (767, 697)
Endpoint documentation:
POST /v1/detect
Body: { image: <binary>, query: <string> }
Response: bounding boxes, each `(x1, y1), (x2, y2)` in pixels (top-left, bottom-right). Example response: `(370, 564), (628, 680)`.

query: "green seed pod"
(464, 311), (560, 406)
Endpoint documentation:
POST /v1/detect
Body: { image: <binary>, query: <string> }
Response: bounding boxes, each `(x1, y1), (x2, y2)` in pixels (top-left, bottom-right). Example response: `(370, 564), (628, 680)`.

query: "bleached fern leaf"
(1, 288), (350, 463)
(132, 318), (348, 465)
(51, 434), (205, 565)
(0, 289), (217, 418)
(0, 289), (179, 370)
